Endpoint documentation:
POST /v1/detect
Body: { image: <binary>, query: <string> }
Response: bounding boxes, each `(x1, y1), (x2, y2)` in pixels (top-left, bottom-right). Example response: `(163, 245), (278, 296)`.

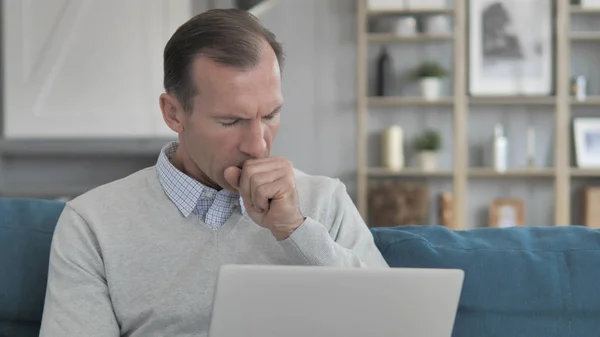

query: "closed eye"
(220, 119), (239, 127)
(264, 110), (280, 120)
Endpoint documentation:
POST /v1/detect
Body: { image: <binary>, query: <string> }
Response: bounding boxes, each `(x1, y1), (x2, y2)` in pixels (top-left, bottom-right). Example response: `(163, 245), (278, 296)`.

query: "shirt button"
(205, 191), (214, 198)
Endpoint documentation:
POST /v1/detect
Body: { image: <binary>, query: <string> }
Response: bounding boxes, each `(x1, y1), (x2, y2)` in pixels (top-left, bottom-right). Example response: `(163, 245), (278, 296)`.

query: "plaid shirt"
(156, 142), (246, 230)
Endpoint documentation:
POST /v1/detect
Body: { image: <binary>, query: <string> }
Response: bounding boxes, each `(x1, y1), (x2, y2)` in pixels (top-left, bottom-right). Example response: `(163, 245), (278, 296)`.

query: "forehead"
(190, 48), (282, 115)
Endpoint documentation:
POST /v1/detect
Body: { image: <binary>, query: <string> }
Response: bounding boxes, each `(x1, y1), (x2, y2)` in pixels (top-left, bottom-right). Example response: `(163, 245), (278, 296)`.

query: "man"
(39, 8), (388, 337)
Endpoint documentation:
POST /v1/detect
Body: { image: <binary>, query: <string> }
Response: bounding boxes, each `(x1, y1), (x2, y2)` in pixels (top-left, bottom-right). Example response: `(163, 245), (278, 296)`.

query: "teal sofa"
(2, 197), (600, 337)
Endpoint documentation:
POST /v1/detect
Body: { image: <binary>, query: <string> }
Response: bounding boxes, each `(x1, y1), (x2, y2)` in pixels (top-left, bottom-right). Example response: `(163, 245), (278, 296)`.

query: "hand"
(224, 157), (305, 240)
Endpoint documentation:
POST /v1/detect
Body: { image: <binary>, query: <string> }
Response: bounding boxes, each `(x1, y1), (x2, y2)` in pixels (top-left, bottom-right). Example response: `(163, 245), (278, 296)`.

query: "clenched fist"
(224, 157), (305, 240)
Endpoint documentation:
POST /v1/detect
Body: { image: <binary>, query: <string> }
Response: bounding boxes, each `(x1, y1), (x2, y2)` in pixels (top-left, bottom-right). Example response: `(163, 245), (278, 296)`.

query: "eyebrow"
(217, 105), (282, 120)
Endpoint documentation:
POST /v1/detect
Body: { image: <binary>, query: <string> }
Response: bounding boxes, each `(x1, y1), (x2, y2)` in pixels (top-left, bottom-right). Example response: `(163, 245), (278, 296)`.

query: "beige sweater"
(39, 167), (388, 337)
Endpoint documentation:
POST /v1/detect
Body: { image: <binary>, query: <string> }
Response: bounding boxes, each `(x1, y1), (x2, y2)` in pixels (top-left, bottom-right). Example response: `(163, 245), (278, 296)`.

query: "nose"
(240, 120), (267, 158)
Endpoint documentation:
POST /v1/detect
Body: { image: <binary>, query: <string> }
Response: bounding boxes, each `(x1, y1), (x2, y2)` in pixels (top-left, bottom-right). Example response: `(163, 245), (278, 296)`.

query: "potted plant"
(410, 61), (449, 101)
(414, 129), (441, 171)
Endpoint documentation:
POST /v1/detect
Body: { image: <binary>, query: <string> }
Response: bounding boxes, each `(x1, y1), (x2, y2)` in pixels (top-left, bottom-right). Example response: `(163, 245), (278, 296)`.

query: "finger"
(239, 158), (282, 208)
(223, 166), (242, 191)
(252, 177), (288, 213)
(249, 169), (287, 212)
(242, 156), (289, 173)
(238, 165), (254, 209)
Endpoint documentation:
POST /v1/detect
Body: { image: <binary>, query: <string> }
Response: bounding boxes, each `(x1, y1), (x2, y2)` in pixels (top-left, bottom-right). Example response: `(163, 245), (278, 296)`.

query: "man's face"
(173, 42), (283, 192)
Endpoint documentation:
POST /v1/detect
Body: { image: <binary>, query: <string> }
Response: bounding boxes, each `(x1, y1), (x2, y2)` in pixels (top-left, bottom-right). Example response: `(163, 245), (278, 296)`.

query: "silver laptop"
(208, 264), (464, 337)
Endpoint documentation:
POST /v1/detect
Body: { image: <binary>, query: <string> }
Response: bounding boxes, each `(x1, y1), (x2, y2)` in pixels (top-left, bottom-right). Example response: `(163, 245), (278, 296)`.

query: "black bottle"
(376, 46), (393, 96)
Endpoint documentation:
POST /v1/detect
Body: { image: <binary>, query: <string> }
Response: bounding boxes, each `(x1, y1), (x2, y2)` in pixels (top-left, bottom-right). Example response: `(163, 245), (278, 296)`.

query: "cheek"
(266, 122), (280, 143)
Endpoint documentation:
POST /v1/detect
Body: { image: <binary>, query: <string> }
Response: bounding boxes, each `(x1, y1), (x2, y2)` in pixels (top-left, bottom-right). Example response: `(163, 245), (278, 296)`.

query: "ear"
(159, 93), (186, 134)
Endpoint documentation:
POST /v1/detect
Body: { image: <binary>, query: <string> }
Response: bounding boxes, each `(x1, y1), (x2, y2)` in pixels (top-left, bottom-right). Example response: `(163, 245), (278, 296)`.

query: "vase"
(420, 77), (441, 101)
(381, 125), (405, 171)
(419, 151), (438, 171)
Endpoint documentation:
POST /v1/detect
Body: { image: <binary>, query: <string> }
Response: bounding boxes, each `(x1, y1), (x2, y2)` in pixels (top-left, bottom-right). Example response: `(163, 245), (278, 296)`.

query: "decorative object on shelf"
(468, 0), (553, 96)
(438, 192), (453, 228)
(571, 76), (587, 102)
(527, 126), (536, 168)
(410, 61), (448, 101)
(490, 124), (508, 172)
(422, 15), (450, 35)
(381, 125), (405, 171)
(375, 46), (394, 96)
(583, 187), (600, 228)
(368, 181), (429, 227)
(581, 0), (600, 8)
(574, 118), (600, 168)
(489, 198), (525, 228)
(406, 0), (447, 9)
(367, 0), (407, 10)
(392, 16), (418, 36)
(414, 129), (442, 171)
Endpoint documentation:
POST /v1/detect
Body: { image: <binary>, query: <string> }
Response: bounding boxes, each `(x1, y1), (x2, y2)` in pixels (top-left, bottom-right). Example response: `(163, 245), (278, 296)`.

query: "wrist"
(272, 216), (305, 241)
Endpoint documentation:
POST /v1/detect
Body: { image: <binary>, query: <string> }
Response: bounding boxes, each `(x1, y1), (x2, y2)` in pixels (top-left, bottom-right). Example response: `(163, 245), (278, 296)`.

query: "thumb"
(223, 166), (242, 191)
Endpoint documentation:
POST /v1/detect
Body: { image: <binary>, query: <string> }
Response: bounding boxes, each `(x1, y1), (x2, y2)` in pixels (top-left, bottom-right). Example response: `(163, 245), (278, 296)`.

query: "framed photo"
(489, 198), (524, 228)
(574, 118), (600, 168)
(469, 0), (553, 96)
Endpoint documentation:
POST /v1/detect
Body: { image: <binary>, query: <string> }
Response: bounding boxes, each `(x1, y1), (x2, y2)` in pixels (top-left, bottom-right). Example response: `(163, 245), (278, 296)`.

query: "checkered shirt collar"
(156, 142), (246, 217)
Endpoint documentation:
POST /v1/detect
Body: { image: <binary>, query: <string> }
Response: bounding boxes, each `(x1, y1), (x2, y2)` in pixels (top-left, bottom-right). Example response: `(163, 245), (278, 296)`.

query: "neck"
(171, 144), (222, 191)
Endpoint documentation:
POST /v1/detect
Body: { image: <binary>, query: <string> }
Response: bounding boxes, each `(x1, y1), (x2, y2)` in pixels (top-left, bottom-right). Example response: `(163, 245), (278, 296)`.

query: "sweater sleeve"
(278, 180), (389, 268)
(39, 204), (120, 337)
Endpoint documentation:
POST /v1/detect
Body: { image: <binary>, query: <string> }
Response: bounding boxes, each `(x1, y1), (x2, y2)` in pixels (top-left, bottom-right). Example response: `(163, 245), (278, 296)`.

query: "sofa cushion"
(371, 225), (600, 337)
(0, 198), (65, 337)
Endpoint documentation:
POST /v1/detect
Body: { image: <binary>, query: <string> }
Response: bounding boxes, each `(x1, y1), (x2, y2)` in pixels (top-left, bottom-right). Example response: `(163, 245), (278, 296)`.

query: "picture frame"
(489, 198), (525, 228)
(574, 118), (600, 168)
(468, 0), (553, 96)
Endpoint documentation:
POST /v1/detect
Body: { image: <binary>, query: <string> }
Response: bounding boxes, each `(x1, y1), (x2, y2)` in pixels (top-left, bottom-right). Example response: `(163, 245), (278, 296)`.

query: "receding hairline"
(162, 8), (285, 111)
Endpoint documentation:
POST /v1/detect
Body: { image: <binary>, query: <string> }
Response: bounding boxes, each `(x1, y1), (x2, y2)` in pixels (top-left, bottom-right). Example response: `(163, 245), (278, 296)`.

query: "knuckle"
(255, 184), (267, 200)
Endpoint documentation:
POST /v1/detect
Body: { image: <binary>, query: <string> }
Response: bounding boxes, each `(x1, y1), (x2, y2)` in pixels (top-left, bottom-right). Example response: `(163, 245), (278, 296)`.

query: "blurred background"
(1, 0), (599, 229)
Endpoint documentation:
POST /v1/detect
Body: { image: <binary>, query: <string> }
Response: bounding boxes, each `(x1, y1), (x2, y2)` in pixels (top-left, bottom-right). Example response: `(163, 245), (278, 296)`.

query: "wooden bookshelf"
(469, 168), (556, 178)
(570, 5), (600, 14)
(367, 8), (454, 16)
(571, 96), (600, 106)
(368, 167), (453, 177)
(570, 32), (600, 40)
(357, 0), (577, 228)
(571, 168), (600, 177)
(368, 33), (454, 43)
(368, 96), (454, 107)
(470, 96), (556, 105)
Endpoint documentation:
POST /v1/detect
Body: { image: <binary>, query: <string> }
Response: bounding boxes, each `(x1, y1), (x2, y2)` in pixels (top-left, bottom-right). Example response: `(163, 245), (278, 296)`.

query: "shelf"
(571, 32), (600, 40)
(367, 8), (454, 16)
(570, 6), (600, 14)
(571, 168), (600, 177)
(469, 168), (556, 178)
(470, 96), (556, 105)
(571, 96), (600, 106)
(368, 96), (453, 107)
(368, 33), (453, 42)
(0, 138), (173, 157)
(368, 167), (453, 177)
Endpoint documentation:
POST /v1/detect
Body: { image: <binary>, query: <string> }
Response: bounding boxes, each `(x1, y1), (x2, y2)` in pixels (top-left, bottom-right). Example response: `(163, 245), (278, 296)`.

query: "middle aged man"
(39, 8), (389, 337)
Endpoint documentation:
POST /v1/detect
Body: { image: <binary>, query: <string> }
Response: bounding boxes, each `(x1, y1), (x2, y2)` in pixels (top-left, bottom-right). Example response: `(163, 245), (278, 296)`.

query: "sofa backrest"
(372, 225), (600, 337)
(0, 198), (65, 337)
(4, 196), (600, 337)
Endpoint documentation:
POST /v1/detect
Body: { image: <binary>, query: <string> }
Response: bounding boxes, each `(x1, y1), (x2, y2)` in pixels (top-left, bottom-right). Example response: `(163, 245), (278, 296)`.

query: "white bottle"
(493, 124), (508, 172)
